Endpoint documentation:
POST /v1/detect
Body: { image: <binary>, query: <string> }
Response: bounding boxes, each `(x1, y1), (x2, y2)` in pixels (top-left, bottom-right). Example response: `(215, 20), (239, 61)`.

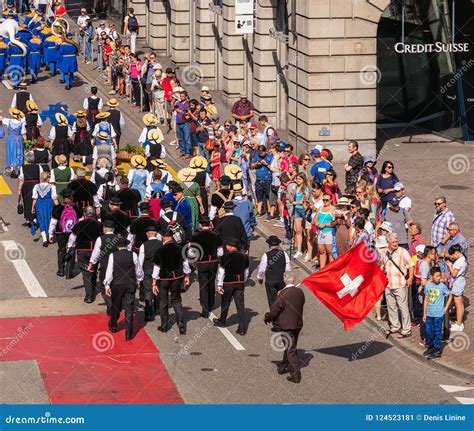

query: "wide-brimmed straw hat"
(107, 98), (119, 107)
(147, 128), (164, 144)
(26, 100), (38, 113)
(130, 155), (147, 169)
(150, 158), (167, 168)
(75, 110), (86, 117)
(54, 154), (68, 166)
(177, 167), (196, 183)
(189, 156), (208, 172)
(224, 164), (242, 180)
(95, 111), (110, 120)
(9, 108), (25, 120)
(143, 113), (158, 126)
(55, 112), (68, 125)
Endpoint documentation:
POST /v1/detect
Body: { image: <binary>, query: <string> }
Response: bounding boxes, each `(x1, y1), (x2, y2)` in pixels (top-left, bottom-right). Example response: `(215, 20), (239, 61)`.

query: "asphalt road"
(0, 68), (470, 404)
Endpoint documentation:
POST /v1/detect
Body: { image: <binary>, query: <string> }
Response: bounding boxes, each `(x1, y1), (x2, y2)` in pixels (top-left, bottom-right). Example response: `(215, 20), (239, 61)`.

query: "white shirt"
(89, 233), (113, 265)
(98, 183), (120, 200)
(83, 96), (104, 110)
(103, 251), (144, 288)
(77, 14), (90, 29)
(71, 121), (91, 133)
(2, 118), (26, 135)
(399, 195), (412, 211)
(144, 143), (166, 159)
(32, 183), (58, 200)
(11, 92), (34, 109)
(453, 256), (467, 278)
(217, 266), (250, 288)
(127, 168), (151, 187)
(145, 182), (169, 199)
(257, 249), (291, 280)
(95, 26), (110, 38)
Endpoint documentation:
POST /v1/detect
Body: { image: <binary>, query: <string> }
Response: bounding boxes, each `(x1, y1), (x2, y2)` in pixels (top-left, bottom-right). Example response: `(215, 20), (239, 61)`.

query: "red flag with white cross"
(301, 242), (387, 331)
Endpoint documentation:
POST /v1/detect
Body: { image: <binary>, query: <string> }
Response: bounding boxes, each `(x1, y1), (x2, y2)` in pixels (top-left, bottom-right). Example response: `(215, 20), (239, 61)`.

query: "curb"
(255, 223), (474, 382)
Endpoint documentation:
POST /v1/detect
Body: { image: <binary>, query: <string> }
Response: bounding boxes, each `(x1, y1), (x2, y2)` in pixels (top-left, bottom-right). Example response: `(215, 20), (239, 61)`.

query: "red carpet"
(0, 314), (183, 404)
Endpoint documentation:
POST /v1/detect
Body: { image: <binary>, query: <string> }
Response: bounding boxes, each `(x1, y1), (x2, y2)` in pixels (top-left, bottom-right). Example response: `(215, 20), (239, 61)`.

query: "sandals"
(397, 332), (412, 339)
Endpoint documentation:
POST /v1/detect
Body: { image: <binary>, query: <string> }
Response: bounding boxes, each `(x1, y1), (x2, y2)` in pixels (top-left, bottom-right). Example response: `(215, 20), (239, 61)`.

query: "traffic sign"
(235, 15), (253, 34)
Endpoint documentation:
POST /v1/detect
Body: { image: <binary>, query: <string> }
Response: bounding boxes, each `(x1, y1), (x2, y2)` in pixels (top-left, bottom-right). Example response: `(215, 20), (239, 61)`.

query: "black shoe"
(423, 347), (436, 357)
(144, 315), (155, 322)
(277, 365), (290, 375)
(59, 79), (65, 83)
(42, 241), (48, 248)
(270, 326), (280, 332)
(236, 327), (246, 336)
(108, 323), (117, 333)
(84, 297), (93, 304)
(125, 333), (133, 341)
(427, 351), (442, 360)
(179, 325), (187, 335)
(213, 318), (225, 328)
(287, 375), (301, 384)
(22, 222), (29, 227)
(65, 273), (75, 280)
(56, 270), (65, 277)
(201, 310), (210, 318)
(158, 325), (169, 333)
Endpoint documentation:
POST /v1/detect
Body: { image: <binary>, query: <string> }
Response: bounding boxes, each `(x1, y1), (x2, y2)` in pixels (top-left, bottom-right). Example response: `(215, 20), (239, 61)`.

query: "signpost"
(234, 0), (253, 34)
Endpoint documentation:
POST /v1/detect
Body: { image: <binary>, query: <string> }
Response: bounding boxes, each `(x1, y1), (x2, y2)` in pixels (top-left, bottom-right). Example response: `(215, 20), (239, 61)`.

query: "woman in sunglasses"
(315, 193), (336, 269)
(375, 160), (399, 210)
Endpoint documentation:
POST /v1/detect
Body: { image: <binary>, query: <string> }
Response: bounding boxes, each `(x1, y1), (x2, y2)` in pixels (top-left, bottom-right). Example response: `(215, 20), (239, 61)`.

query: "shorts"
(294, 207), (305, 219)
(451, 277), (466, 296)
(317, 230), (333, 245)
(255, 179), (271, 201)
(269, 185), (279, 206)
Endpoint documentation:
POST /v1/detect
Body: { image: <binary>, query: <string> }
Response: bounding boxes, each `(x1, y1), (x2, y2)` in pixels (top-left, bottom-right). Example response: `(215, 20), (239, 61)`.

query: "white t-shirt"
(77, 15), (90, 29)
(453, 256), (467, 278)
(399, 195), (412, 211)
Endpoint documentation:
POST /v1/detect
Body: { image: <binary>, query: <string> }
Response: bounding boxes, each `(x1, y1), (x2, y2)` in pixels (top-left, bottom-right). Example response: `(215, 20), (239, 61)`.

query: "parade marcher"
(257, 235), (292, 331)
(177, 167), (203, 233)
(144, 128), (166, 164)
(71, 110), (92, 165)
(162, 183), (193, 233)
(50, 154), (75, 200)
(191, 216), (222, 317)
(67, 167), (99, 209)
(231, 182), (256, 240)
(189, 156), (211, 215)
(209, 175), (233, 221)
(264, 272), (305, 383)
(49, 113), (72, 168)
(128, 155), (149, 201)
(129, 201), (157, 252)
(31, 172), (58, 247)
(97, 171), (119, 203)
(92, 131), (116, 171)
(101, 196), (131, 236)
(88, 219), (119, 315)
(138, 224), (163, 321)
(105, 98), (125, 149)
(49, 190), (83, 278)
(7, 37), (27, 89)
(0, 108), (26, 177)
(114, 176), (141, 219)
(92, 111), (116, 147)
(67, 206), (102, 302)
(157, 199), (190, 244)
(27, 32), (42, 83)
(0, 36), (7, 78)
(24, 100), (43, 140)
(18, 151), (41, 227)
(43, 31), (60, 77)
(11, 82), (34, 114)
(214, 201), (249, 252)
(104, 236), (144, 341)
(83, 86), (103, 129)
(213, 239), (250, 335)
(152, 230), (191, 334)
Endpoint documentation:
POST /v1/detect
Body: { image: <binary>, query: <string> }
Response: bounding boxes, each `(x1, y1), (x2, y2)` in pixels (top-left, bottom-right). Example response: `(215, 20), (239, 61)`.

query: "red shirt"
(409, 234), (427, 257)
(162, 77), (173, 101)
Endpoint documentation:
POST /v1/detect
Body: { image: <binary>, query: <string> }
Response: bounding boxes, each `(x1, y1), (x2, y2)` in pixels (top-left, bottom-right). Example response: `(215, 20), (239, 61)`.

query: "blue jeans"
(425, 316), (443, 351)
(85, 41), (92, 62)
(176, 122), (192, 156)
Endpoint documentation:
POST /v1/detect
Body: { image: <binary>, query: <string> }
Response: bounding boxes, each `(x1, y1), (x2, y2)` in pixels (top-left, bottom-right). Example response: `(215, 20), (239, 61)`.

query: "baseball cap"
(201, 86), (210, 92)
(415, 244), (426, 254)
(394, 182), (404, 191)
(389, 197), (400, 206)
(310, 148), (320, 157)
(249, 123), (257, 129)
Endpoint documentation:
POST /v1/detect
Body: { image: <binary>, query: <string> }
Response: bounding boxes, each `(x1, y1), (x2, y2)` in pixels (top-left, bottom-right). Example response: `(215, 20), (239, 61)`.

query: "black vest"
(192, 229), (220, 262)
(265, 248), (286, 284)
(220, 251), (248, 284)
(107, 109), (121, 134)
(22, 164), (40, 181)
(33, 149), (49, 164)
(148, 143), (162, 159)
(88, 97), (100, 111)
(16, 91), (30, 114)
(25, 112), (39, 127)
(154, 242), (184, 279)
(74, 219), (102, 251)
(130, 216), (157, 249)
(142, 238), (163, 277)
(111, 249), (136, 287)
(194, 171), (207, 188)
(98, 233), (119, 280)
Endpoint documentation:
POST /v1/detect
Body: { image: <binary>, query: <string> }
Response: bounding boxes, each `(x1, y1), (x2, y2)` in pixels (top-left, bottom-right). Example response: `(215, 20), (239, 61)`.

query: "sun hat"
(147, 128), (164, 144)
(177, 167), (197, 183)
(97, 131), (109, 140)
(9, 107), (25, 120)
(54, 154), (68, 166)
(394, 182), (405, 191)
(375, 236), (389, 249)
(336, 197), (352, 208)
(26, 100), (38, 113)
(415, 244), (426, 254)
(364, 155), (376, 165)
(107, 98), (119, 107)
(143, 113), (158, 126)
(130, 155), (147, 169)
(201, 86), (210, 92)
(150, 158), (167, 168)
(189, 156), (208, 172)
(75, 110), (86, 117)
(379, 221), (393, 233)
(95, 111), (110, 120)
(224, 164), (243, 180)
(55, 112), (68, 125)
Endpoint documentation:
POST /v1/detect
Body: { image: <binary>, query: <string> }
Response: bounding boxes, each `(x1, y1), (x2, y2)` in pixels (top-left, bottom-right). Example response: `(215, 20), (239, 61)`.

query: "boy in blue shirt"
(423, 267), (451, 359)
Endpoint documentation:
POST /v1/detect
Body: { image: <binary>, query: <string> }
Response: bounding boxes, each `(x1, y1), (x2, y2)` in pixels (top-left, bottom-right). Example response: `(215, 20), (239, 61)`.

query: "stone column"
(170, 0), (190, 66)
(194, 0), (216, 87)
(147, 1), (168, 52)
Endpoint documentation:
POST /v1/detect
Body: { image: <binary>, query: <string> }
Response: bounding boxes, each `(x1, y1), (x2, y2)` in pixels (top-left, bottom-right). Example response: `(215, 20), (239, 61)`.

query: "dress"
(129, 169), (148, 200)
(32, 183), (57, 235)
(182, 181), (200, 232)
(52, 166), (74, 200)
(21, 164), (41, 222)
(73, 120), (92, 156)
(5, 119), (24, 167)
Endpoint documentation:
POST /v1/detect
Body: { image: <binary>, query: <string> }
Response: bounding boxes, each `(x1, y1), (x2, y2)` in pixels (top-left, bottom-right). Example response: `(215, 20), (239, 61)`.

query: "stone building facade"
(128, 0), (393, 158)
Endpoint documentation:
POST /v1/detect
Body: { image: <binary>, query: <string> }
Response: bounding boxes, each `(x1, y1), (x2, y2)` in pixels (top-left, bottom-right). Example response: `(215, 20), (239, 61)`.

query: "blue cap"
(390, 197), (400, 206)
(310, 148), (320, 156)
(364, 155), (376, 164)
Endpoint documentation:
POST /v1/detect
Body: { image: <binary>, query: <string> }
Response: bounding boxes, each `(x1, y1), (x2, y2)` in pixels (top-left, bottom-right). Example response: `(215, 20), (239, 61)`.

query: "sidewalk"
(75, 19), (472, 379)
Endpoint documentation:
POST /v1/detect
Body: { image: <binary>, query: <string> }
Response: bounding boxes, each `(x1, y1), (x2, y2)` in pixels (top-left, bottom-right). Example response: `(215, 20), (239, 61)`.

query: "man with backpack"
(376, 197), (412, 250)
(158, 199), (190, 244)
(124, 7), (139, 54)
(48, 190), (83, 279)
(258, 115), (278, 147)
(209, 175), (233, 221)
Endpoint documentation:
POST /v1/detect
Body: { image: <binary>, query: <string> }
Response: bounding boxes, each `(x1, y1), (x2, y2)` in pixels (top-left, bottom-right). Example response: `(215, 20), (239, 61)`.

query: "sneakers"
(273, 221), (285, 228)
(427, 350), (441, 360)
(303, 253), (311, 262)
(293, 251), (302, 259)
(264, 215), (273, 222)
(422, 347), (435, 357)
(450, 322), (465, 332)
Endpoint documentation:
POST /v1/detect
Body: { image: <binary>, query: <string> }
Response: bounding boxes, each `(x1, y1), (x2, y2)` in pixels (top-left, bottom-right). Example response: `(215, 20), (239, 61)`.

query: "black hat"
(225, 238), (240, 248)
(223, 201), (236, 210)
(220, 175), (231, 186)
(146, 224), (159, 232)
(161, 199), (173, 209)
(266, 235), (281, 246)
(102, 219), (116, 228)
(109, 197), (122, 206)
(170, 184), (183, 194)
(200, 216), (211, 225)
(165, 67), (173, 74)
(61, 188), (73, 198)
(163, 229), (174, 238)
(117, 236), (130, 247)
(139, 201), (150, 210)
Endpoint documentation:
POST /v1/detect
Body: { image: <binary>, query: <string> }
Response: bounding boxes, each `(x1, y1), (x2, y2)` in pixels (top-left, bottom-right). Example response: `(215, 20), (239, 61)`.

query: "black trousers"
(158, 278), (185, 329)
(97, 269), (113, 314)
(218, 282), (246, 330)
(196, 261), (218, 313)
(279, 329), (301, 382)
(56, 233), (74, 276)
(77, 251), (96, 299)
(143, 276), (159, 320)
(265, 280), (284, 309)
(109, 283), (136, 337)
(200, 188), (209, 215)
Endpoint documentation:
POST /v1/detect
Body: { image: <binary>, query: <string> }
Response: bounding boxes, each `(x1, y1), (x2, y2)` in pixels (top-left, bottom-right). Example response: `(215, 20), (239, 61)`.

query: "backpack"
(59, 206), (78, 233)
(215, 191), (233, 218)
(127, 15), (139, 32)
(162, 212), (185, 244)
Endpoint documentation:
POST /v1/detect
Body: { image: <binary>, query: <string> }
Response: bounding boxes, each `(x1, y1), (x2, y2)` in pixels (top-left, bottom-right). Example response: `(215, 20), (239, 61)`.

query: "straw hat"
(95, 111), (110, 120)
(9, 107), (25, 120)
(54, 154), (68, 166)
(26, 100), (38, 113)
(336, 197), (352, 208)
(19, 82), (28, 89)
(189, 156), (208, 172)
(130, 155), (147, 169)
(143, 113), (158, 126)
(75, 110), (86, 117)
(147, 128), (164, 144)
(97, 131), (110, 140)
(224, 164), (243, 180)
(55, 112), (68, 125)
(177, 167), (196, 183)
(150, 158), (167, 168)
(107, 98), (119, 108)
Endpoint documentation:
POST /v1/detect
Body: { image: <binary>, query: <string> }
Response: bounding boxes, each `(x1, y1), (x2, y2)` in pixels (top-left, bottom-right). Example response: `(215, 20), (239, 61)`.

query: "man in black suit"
(264, 272), (305, 383)
(213, 201), (248, 252)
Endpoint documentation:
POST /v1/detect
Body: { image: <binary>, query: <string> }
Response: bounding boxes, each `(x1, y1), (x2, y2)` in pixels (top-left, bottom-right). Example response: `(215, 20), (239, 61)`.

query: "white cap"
(314, 144), (323, 153)
(173, 86), (185, 93)
(153, 63), (162, 70)
(375, 236), (389, 249)
(415, 244), (426, 254)
(201, 85), (210, 92)
(394, 182), (404, 191)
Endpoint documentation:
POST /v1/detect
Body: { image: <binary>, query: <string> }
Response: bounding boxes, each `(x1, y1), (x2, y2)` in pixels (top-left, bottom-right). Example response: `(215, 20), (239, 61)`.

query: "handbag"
(386, 251), (409, 280)
(17, 195), (24, 215)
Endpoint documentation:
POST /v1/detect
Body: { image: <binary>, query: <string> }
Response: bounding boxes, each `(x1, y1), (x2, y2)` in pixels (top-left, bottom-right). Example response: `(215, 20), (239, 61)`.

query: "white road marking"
(208, 312), (245, 351)
(3, 80), (12, 90)
(440, 385), (474, 394)
(0, 219), (8, 231)
(1, 240), (47, 298)
(454, 397), (474, 405)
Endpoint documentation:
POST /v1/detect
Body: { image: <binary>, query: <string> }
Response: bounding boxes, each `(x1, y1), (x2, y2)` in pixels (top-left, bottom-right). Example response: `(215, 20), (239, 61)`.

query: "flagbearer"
(257, 235), (292, 332)
(264, 273), (305, 384)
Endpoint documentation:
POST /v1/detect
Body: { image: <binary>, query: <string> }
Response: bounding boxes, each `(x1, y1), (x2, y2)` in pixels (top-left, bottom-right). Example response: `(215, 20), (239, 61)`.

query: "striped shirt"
(431, 209), (454, 247)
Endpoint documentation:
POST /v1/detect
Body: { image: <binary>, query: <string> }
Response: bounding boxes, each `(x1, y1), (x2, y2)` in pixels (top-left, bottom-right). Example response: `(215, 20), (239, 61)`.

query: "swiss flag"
(301, 242), (387, 331)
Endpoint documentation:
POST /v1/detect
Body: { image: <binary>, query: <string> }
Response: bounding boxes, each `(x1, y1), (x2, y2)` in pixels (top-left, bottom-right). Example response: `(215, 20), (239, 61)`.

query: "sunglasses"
(386, 166), (393, 169)
(303, 158), (310, 161)
(323, 198), (331, 202)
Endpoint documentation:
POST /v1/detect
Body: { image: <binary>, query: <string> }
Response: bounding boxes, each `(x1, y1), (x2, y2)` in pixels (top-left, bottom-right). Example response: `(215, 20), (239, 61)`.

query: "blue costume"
(2, 9), (19, 22)
(57, 41), (78, 89)
(7, 42), (26, 88)
(31, 184), (55, 237)
(43, 35), (59, 76)
(16, 28), (32, 46)
(27, 36), (42, 82)
(5, 119), (24, 168)
(95, 121), (113, 145)
(233, 198), (257, 238)
(0, 39), (7, 77)
(129, 169), (148, 200)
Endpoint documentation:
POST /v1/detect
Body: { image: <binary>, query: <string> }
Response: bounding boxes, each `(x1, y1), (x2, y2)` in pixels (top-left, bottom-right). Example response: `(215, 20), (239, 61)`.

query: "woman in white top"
(446, 244), (467, 332)
(32, 171), (59, 246)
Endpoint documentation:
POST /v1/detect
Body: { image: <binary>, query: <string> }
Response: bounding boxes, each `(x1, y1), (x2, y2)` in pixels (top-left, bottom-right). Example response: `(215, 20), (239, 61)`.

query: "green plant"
(122, 144), (144, 155)
(123, 144), (134, 153)
(23, 139), (36, 152)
